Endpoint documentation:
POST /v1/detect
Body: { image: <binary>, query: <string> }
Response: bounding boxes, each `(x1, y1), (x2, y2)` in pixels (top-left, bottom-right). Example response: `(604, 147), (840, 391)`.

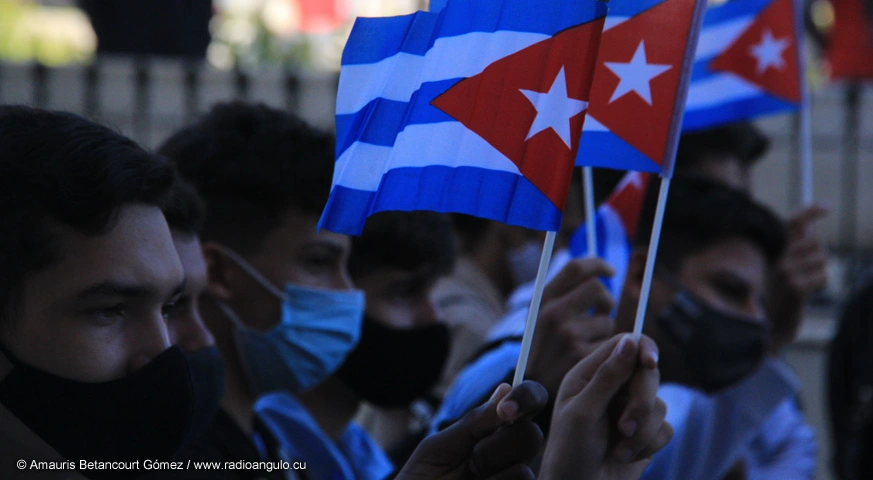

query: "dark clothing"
(172, 409), (291, 480)
(828, 281), (873, 480)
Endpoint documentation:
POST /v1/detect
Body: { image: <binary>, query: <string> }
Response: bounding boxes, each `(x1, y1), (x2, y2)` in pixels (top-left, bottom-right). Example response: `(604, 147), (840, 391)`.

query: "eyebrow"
(77, 278), (187, 302)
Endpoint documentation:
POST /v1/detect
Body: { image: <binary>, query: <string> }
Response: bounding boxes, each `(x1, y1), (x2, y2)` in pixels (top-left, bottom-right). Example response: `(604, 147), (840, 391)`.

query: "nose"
(127, 312), (173, 373)
(168, 306), (215, 353)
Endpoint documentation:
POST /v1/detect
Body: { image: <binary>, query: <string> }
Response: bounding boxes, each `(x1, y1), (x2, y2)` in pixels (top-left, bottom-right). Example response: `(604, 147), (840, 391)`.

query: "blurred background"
(0, 0), (871, 478)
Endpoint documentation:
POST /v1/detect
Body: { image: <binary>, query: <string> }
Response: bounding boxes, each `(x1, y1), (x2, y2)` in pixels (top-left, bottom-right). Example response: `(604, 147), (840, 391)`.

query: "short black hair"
(635, 176), (786, 271)
(163, 173), (206, 237)
(349, 211), (457, 281)
(0, 105), (174, 323)
(158, 102), (335, 255)
(676, 122), (769, 170)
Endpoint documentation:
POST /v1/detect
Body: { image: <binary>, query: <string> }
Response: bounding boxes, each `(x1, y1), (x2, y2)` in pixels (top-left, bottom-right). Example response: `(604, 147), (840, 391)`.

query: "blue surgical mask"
(213, 246), (365, 395)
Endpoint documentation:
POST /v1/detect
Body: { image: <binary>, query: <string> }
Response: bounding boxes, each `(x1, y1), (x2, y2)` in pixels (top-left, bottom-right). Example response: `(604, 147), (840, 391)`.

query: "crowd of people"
(0, 101), (866, 480)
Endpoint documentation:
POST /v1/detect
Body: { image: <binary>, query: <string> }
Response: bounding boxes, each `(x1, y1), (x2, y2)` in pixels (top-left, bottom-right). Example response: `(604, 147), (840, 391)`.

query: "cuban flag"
(569, 171), (652, 296)
(319, 0), (607, 235)
(683, 0), (802, 131)
(574, 0), (705, 176)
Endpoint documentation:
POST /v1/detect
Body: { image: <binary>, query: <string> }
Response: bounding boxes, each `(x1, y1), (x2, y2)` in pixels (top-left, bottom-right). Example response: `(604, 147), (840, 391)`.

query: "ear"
(624, 248), (648, 302)
(202, 242), (235, 301)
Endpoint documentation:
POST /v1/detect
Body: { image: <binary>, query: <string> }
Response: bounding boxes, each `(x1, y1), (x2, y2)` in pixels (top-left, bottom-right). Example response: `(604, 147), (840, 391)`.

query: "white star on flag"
(604, 41), (672, 105)
(749, 29), (790, 75)
(520, 67), (588, 148)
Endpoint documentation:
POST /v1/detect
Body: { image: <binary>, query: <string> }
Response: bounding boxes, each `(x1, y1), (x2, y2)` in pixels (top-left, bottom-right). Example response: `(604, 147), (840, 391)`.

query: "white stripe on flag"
(685, 73), (763, 109)
(581, 115), (609, 132)
(695, 16), (754, 60)
(332, 122), (522, 192)
(603, 16), (630, 31)
(336, 31), (549, 115)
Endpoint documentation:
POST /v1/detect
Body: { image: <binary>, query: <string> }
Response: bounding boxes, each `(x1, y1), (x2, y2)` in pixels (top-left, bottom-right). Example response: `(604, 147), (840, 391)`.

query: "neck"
(298, 377), (361, 442)
(203, 302), (258, 434)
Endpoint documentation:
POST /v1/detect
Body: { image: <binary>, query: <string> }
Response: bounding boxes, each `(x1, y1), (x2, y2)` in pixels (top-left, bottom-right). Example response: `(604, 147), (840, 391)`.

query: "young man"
(0, 106), (215, 479)
(159, 102), (559, 480)
(256, 210), (456, 479)
(613, 177), (811, 480)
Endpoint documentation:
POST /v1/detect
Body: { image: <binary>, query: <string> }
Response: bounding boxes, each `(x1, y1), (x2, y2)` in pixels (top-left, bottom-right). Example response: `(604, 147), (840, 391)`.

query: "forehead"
(677, 237), (767, 290)
(171, 232), (207, 289)
(23, 205), (183, 305)
(260, 208), (350, 254)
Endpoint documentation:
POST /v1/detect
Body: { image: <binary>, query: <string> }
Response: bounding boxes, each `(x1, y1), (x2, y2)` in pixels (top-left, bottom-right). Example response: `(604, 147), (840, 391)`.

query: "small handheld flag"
(574, 0), (703, 177)
(683, 0), (803, 131)
(319, 0), (607, 235)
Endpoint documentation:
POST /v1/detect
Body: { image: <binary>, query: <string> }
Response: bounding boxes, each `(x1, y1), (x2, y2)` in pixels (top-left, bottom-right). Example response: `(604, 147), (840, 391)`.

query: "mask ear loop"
(210, 244), (286, 300)
(207, 245), (288, 332)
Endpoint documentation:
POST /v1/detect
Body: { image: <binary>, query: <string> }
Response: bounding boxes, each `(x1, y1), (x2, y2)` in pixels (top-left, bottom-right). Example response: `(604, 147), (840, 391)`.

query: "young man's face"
(353, 267), (441, 329)
(216, 206), (353, 332)
(622, 237), (768, 385)
(0, 205), (185, 382)
(167, 230), (214, 353)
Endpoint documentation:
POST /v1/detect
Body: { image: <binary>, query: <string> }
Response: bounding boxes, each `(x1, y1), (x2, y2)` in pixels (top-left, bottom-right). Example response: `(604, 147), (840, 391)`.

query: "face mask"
(0, 346), (200, 471)
(184, 346), (225, 442)
(507, 241), (541, 286)
(214, 246), (365, 395)
(335, 314), (450, 408)
(656, 290), (768, 393)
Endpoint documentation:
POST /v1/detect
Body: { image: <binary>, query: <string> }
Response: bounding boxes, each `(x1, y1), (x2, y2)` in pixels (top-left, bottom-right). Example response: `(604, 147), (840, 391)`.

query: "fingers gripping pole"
(583, 166), (598, 258)
(632, 177), (672, 341)
(512, 231), (558, 387)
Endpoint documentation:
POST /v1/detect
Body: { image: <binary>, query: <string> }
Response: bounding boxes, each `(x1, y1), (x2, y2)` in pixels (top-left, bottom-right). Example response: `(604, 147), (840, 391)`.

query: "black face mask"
(335, 315), (450, 408)
(656, 290), (768, 394)
(183, 346), (226, 445)
(0, 346), (205, 473)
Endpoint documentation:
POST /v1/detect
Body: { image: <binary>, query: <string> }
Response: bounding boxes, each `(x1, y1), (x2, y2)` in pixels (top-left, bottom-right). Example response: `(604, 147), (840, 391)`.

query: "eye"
(86, 305), (126, 324)
(162, 296), (188, 321)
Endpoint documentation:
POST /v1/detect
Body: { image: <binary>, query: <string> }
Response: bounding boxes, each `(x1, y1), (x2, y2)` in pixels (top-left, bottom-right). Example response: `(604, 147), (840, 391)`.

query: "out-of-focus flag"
(683, 0), (802, 131)
(319, 0), (607, 235)
(574, 0), (704, 176)
(569, 171), (652, 296)
(826, 0), (873, 79)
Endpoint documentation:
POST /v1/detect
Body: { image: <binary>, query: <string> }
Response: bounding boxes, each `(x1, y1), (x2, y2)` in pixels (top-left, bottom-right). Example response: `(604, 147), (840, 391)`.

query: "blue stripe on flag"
(683, 94), (797, 131)
(608, 0), (668, 18)
(319, 166), (563, 235)
(576, 131), (662, 173)
(342, 12), (439, 65)
(336, 78), (462, 156)
(342, 0), (606, 65)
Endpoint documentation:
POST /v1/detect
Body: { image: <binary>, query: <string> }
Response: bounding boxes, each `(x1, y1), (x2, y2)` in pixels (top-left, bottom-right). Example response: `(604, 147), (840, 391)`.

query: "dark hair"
(158, 102), (335, 255)
(676, 122), (769, 170)
(163, 173), (206, 237)
(634, 176), (786, 270)
(349, 211), (457, 280)
(0, 105), (174, 323)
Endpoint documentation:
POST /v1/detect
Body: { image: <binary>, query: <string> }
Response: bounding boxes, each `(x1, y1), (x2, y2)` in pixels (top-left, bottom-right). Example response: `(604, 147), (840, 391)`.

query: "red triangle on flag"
(432, 19), (605, 210)
(585, 0), (698, 167)
(708, 0), (800, 103)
